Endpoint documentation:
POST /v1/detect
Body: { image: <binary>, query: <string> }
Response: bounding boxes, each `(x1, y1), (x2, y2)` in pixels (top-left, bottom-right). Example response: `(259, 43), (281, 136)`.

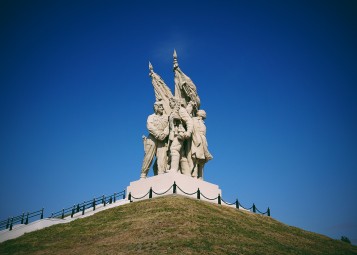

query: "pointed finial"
(173, 49), (178, 70)
(148, 61), (154, 76)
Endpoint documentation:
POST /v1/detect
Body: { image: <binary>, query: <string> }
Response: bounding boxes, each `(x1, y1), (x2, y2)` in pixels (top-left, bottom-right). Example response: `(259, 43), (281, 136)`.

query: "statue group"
(140, 50), (213, 180)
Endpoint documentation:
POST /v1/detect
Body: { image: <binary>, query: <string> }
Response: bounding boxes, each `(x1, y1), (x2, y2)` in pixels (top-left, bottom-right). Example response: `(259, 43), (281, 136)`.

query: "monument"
(141, 50), (212, 179)
(127, 50), (220, 203)
(0, 51), (269, 244)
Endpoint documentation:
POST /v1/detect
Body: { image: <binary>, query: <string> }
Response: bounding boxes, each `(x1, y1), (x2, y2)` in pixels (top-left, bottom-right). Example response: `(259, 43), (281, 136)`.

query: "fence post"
(21, 213), (25, 224)
(123, 190), (126, 200)
(173, 182), (177, 194)
(82, 202), (85, 215)
(6, 218), (10, 229)
(197, 188), (200, 199)
(109, 196), (112, 204)
(149, 187), (153, 199)
(103, 195), (106, 206)
(93, 198), (96, 211)
(253, 204), (256, 213)
(128, 192), (132, 202)
(218, 194), (221, 205)
(61, 209), (65, 219)
(25, 212), (29, 224)
(41, 208), (44, 219)
(51, 212), (54, 218)
(71, 205), (75, 218)
(235, 199), (239, 209)
(9, 217), (13, 231)
(114, 192), (117, 203)
(267, 207), (270, 217)
(77, 204), (80, 213)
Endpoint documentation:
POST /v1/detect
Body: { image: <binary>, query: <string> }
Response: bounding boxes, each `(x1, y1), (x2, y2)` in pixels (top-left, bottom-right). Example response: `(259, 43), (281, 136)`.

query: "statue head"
(179, 98), (186, 107)
(169, 97), (177, 109)
(154, 101), (164, 115)
(197, 110), (206, 119)
(169, 97), (185, 109)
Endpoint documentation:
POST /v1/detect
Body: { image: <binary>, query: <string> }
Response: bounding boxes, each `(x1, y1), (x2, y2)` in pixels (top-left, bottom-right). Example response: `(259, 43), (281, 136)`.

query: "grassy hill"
(0, 195), (356, 255)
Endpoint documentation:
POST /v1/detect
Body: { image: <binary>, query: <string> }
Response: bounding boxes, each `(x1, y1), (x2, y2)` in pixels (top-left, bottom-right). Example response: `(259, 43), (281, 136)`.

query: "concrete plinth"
(127, 172), (222, 203)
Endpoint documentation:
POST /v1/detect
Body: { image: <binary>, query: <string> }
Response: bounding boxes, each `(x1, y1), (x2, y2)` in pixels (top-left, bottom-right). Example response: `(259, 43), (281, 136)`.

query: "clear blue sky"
(1, 0), (356, 244)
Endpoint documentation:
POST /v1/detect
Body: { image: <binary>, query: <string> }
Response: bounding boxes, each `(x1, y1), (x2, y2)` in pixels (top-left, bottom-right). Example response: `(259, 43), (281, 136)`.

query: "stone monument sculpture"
(140, 101), (169, 179)
(167, 97), (193, 176)
(140, 50), (212, 180)
(191, 109), (213, 179)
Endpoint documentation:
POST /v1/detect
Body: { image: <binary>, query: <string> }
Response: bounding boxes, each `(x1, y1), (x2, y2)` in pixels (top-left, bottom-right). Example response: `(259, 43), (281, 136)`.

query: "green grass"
(1, 195), (356, 255)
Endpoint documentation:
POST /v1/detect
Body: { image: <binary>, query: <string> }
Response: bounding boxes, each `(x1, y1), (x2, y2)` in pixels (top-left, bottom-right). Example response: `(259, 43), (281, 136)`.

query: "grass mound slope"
(1, 195), (356, 255)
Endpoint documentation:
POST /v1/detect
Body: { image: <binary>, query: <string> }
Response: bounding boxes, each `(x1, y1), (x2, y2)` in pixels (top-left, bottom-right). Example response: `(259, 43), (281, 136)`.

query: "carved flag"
(173, 50), (201, 111)
(149, 62), (173, 115)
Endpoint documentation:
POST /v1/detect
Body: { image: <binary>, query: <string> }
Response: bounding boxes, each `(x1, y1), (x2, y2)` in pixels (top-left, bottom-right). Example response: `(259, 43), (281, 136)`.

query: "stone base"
(127, 172), (222, 204)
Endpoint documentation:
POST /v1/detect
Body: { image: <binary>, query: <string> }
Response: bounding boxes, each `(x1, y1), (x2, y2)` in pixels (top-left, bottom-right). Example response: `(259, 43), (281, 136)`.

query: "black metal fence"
(50, 191), (126, 219)
(0, 209), (44, 231)
(0, 183), (270, 233)
(128, 182), (270, 216)
(0, 190), (126, 231)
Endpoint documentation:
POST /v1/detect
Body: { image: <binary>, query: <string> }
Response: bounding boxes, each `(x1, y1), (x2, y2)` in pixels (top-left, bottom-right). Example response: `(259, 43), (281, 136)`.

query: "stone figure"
(149, 62), (173, 115)
(191, 110), (213, 180)
(140, 101), (169, 179)
(167, 97), (193, 176)
(139, 50), (212, 180)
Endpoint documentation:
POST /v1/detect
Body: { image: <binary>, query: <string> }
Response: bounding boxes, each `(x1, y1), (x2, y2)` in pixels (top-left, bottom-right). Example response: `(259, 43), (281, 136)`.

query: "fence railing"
(0, 190), (126, 231)
(0, 209), (44, 231)
(1, 182), (269, 232)
(128, 182), (270, 216)
(50, 191), (126, 219)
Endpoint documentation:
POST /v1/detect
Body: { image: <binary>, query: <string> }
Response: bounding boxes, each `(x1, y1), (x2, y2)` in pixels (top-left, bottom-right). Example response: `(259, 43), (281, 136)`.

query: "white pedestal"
(126, 172), (222, 204)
